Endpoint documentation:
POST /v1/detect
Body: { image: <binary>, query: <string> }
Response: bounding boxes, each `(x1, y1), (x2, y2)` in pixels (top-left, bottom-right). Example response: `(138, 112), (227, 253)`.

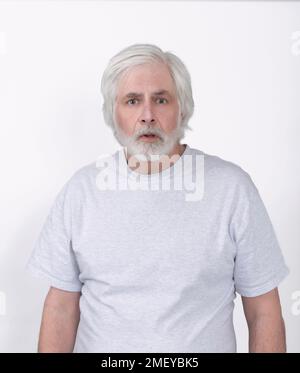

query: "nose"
(140, 103), (156, 125)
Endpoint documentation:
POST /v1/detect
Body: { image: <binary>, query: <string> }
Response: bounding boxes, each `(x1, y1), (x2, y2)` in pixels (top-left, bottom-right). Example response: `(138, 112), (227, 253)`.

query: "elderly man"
(27, 43), (289, 353)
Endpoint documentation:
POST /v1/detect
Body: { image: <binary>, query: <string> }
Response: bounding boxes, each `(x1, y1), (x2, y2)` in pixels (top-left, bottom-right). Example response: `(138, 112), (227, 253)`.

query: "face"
(113, 62), (184, 159)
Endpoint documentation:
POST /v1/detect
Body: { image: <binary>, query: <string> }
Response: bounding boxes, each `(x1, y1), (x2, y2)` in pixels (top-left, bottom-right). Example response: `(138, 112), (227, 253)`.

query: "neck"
(125, 143), (187, 175)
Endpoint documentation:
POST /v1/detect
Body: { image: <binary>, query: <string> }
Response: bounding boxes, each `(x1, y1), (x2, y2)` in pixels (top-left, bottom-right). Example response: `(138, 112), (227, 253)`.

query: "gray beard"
(112, 119), (185, 161)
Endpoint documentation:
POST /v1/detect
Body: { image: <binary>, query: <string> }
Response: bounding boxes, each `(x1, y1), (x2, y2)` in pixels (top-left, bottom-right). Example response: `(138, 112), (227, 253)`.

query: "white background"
(0, 0), (299, 352)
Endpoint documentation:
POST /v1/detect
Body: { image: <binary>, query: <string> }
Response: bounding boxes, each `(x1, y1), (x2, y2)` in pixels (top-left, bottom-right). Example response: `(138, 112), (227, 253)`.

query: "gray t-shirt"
(26, 143), (289, 353)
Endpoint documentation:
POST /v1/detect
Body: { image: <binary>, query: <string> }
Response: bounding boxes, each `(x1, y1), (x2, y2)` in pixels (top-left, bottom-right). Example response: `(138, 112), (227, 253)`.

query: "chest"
(72, 190), (235, 289)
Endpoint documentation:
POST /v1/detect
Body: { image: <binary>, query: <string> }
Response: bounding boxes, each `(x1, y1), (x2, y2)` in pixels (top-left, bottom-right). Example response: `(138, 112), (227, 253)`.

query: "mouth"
(138, 134), (160, 142)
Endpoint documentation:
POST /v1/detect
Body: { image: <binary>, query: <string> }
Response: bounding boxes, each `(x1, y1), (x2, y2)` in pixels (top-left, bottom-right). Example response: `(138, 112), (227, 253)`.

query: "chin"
(126, 137), (179, 159)
(113, 124), (184, 159)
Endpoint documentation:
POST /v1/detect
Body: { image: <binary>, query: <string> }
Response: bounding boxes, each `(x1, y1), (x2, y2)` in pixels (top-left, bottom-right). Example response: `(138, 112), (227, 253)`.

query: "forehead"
(116, 62), (177, 96)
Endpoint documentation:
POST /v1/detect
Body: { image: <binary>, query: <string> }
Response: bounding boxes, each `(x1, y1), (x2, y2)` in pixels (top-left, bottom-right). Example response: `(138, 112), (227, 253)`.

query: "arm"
(38, 286), (81, 353)
(241, 287), (287, 353)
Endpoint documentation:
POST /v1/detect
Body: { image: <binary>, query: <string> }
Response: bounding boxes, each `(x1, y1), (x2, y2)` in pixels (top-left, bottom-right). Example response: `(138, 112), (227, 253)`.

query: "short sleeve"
(26, 179), (82, 292)
(230, 172), (290, 297)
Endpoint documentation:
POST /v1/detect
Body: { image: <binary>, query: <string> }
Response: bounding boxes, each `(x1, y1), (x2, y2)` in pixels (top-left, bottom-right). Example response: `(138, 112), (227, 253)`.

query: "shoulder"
(65, 161), (97, 191)
(69, 151), (117, 185)
(62, 150), (120, 199)
(188, 146), (257, 193)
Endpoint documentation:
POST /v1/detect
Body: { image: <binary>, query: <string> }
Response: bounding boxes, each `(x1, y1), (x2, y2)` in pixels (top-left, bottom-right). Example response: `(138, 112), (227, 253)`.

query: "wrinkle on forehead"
(115, 62), (177, 102)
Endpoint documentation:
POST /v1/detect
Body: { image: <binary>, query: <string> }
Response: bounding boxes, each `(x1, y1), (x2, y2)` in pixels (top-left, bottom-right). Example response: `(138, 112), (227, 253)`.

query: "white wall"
(0, 0), (299, 352)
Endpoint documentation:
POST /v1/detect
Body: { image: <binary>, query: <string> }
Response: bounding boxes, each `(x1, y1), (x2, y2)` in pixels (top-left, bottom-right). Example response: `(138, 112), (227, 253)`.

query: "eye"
(157, 98), (168, 104)
(127, 98), (138, 105)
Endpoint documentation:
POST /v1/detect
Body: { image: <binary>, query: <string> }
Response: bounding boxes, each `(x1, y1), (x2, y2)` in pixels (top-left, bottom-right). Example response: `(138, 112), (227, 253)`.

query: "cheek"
(159, 109), (180, 133)
(115, 107), (137, 134)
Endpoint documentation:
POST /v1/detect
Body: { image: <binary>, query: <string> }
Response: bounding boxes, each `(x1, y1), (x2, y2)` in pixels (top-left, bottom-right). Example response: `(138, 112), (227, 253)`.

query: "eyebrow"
(123, 90), (172, 99)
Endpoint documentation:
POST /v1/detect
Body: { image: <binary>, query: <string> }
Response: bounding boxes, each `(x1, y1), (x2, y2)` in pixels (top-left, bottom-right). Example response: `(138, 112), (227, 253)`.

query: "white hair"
(100, 43), (194, 133)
